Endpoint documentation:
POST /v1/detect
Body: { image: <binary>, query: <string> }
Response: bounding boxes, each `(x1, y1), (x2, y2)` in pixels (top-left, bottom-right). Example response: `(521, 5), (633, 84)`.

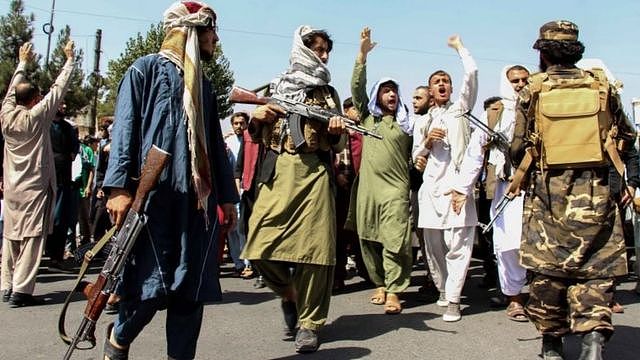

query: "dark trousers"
(476, 187), (497, 285)
(114, 294), (204, 360)
(46, 185), (73, 261)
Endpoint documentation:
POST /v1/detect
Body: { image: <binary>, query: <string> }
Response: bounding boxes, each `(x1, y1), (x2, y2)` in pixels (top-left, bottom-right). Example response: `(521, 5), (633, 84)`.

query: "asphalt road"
(2, 258), (639, 360)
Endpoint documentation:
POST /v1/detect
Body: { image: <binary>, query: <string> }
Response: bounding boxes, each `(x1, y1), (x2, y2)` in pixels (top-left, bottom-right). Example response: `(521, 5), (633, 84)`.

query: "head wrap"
(159, 1), (216, 217)
(366, 78), (411, 135)
(533, 20), (579, 49)
(270, 25), (332, 100)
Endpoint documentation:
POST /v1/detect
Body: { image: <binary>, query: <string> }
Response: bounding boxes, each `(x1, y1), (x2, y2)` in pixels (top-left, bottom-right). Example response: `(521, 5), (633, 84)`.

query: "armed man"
(511, 20), (639, 360)
(241, 25), (346, 353)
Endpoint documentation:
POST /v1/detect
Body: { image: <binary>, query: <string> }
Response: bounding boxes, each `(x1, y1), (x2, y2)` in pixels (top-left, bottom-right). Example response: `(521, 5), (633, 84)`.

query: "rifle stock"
(230, 86), (269, 105)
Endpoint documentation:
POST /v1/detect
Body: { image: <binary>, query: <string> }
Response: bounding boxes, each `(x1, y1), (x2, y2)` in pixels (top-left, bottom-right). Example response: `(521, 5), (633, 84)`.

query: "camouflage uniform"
(511, 21), (637, 338)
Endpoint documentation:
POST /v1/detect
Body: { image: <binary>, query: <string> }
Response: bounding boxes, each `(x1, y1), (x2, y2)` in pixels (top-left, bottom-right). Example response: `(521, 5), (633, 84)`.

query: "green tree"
(0, 0), (38, 98)
(102, 23), (234, 119)
(36, 25), (90, 116)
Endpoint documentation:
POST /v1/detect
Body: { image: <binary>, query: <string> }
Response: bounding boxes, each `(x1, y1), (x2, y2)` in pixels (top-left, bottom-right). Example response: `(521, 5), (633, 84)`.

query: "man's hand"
(357, 27), (377, 64)
(251, 103), (286, 124)
(64, 40), (75, 61)
(106, 188), (133, 229)
(425, 128), (446, 149)
(447, 35), (464, 52)
(220, 203), (237, 231)
(414, 155), (427, 172)
(328, 116), (346, 135)
(18, 42), (34, 63)
(97, 188), (105, 199)
(84, 185), (92, 198)
(445, 189), (467, 215)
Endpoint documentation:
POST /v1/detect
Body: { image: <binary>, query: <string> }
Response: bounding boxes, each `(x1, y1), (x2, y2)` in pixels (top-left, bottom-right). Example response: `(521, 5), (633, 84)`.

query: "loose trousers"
(360, 239), (412, 294)
(423, 226), (475, 303)
(253, 260), (333, 330)
(526, 273), (614, 337)
(114, 295), (204, 360)
(1, 236), (45, 294)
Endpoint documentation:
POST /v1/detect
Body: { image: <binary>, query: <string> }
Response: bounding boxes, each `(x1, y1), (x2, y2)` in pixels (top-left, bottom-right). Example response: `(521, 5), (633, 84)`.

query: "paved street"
(2, 259), (639, 360)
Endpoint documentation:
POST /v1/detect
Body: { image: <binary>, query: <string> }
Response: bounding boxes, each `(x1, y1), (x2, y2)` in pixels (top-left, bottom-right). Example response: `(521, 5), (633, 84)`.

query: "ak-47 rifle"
(479, 147), (535, 234)
(60, 145), (171, 360)
(230, 86), (383, 149)
(457, 111), (510, 153)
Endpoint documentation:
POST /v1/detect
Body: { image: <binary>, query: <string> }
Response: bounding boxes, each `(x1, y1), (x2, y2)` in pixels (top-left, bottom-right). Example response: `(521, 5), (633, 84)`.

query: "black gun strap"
(58, 226), (117, 346)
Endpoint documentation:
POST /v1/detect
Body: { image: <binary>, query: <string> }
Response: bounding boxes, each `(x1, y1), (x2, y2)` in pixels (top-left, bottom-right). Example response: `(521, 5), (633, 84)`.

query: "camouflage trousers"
(526, 273), (614, 337)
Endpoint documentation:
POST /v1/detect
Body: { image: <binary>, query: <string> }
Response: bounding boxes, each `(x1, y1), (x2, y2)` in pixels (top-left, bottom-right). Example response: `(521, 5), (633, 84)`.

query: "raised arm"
(351, 27), (377, 119)
(1, 43), (34, 116)
(449, 35), (478, 113)
(31, 40), (76, 125)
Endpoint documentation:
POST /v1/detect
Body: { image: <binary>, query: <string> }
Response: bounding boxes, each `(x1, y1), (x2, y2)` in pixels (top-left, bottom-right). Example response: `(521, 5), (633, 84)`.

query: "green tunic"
(242, 86), (343, 266)
(349, 62), (412, 254)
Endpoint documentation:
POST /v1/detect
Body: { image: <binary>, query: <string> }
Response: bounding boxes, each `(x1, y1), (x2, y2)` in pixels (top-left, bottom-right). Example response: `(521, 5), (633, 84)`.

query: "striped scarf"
(159, 1), (216, 217)
(270, 25), (331, 100)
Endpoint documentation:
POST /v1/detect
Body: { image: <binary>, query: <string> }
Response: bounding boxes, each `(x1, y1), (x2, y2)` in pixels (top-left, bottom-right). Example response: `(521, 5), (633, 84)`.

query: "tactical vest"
(528, 68), (612, 170)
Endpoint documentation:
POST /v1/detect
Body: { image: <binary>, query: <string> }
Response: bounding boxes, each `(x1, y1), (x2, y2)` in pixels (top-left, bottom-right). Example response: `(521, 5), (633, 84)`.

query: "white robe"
(413, 47), (479, 229)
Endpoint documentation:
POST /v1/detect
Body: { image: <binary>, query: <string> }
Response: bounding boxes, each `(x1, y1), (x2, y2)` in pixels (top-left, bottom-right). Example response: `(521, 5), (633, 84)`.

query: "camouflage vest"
(528, 68), (612, 170)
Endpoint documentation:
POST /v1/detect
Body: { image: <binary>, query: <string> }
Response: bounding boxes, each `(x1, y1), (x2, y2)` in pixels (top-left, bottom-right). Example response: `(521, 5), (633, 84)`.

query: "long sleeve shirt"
(413, 47), (479, 229)
(1, 58), (75, 239)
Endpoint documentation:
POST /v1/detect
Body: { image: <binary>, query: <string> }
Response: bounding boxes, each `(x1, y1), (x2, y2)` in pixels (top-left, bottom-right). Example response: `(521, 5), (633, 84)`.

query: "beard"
(538, 55), (548, 72)
(200, 49), (213, 62)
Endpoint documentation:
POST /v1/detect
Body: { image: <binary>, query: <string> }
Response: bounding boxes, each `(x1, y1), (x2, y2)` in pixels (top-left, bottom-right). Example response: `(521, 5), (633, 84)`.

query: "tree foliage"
(0, 0), (37, 98)
(36, 25), (90, 116)
(102, 23), (235, 120)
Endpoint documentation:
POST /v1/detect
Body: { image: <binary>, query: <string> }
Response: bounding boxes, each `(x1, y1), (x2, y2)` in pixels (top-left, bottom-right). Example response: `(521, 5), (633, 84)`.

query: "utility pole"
(43, 0), (56, 68)
(89, 29), (102, 134)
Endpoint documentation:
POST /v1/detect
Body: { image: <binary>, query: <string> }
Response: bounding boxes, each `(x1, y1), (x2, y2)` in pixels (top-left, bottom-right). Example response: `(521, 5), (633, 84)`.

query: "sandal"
(369, 287), (386, 305)
(384, 293), (402, 314)
(506, 301), (528, 322)
(240, 267), (254, 279)
(103, 323), (129, 360)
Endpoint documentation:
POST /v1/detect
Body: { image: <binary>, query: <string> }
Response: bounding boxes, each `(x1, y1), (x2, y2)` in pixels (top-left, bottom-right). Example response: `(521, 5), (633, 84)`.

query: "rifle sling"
(506, 148), (534, 196)
(58, 226), (117, 346)
(604, 131), (640, 211)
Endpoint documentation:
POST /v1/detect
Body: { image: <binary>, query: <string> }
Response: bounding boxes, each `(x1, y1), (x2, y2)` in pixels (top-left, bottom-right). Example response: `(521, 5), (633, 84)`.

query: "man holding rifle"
(240, 25), (346, 353)
(511, 20), (637, 360)
(102, 2), (238, 359)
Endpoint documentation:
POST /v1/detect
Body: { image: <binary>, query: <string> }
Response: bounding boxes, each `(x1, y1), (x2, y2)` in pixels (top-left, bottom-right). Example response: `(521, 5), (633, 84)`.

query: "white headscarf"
(367, 77), (412, 135)
(487, 64), (529, 178)
(577, 58), (624, 94)
(270, 25), (332, 100)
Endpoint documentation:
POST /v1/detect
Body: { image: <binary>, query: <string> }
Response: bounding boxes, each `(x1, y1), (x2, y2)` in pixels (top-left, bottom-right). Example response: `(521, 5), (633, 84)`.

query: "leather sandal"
(103, 323), (129, 360)
(384, 293), (402, 314)
(369, 287), (386, 305)
(506, 301), (528, 322)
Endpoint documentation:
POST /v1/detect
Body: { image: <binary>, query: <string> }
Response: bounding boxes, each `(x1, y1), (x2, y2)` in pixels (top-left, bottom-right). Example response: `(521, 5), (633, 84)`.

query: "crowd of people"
(0, 1), (639, 360)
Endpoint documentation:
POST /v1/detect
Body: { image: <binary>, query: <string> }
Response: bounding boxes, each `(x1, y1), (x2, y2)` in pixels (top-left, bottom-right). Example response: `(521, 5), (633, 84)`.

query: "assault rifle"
(457, 111), (510, 153)
(230, 86), (383, 149)
(60, 145), (171, 360)
(479, 147), (535, 234)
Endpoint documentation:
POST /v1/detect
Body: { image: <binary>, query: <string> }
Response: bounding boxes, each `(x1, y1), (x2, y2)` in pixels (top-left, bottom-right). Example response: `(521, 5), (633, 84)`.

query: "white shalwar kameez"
(413, 47), (480, 304)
